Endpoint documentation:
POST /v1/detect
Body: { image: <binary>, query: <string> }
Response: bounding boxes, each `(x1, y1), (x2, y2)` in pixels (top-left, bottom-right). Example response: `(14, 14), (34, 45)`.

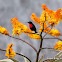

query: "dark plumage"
(28, 21), (37, 33)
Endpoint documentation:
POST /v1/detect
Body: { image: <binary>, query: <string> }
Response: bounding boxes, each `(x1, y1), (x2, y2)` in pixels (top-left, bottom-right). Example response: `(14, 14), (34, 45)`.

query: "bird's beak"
(25, 21), (30, 23)
(27, 22), (29, 23)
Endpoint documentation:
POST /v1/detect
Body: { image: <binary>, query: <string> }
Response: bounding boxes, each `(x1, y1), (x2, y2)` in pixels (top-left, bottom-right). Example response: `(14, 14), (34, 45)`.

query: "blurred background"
(0, 0), (62, 62)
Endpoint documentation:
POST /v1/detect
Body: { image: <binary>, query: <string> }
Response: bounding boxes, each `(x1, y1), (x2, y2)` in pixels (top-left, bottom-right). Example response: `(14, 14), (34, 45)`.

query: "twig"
(44, 37), (62, 41)
(7, 35), (37, 53)
(43, 59), (57, 62)
(1, 33), (37, 53)
(0, 48), (31, 62)
(16, 53), (31, 62)
(43, 26), (52, 38)
(42, 48), (53, 49)
(44, 24), (51, 30)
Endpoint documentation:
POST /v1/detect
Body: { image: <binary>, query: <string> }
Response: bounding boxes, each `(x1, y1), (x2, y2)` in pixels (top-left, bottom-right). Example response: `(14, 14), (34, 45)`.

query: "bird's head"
(27, 21), (32, 24)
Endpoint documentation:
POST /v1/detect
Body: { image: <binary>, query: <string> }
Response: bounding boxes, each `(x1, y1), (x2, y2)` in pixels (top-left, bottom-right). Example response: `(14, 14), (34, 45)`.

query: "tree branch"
(0, 33), (37, 53)
(44, 37), (62, 41)
(36, 23), (44, 62)
(42, 48), (53, 49)
(43, 26), (52, 38)
(7, 35), (37, 53)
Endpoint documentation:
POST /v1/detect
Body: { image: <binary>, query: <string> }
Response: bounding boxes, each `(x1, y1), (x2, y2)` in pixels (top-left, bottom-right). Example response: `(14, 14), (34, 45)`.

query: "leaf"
(0, 59), (14, 62)
(10, 58), (19, 62)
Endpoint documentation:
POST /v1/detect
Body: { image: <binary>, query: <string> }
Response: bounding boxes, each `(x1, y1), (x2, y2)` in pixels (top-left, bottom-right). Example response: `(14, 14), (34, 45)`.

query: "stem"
(42, 48), (53, 49)
(44, 23), (54, 30)
(36, 36), (43, 62)
(8, 35), (37, 53)
(1, 33), (37, 52)
(44, 38), (62, 41)
(16, 53), (31, 62)
(43, 26), (52, 38)
(36, 23), (44, 62)
(43, 59), (57, 62)
(0, 48), (31, 62)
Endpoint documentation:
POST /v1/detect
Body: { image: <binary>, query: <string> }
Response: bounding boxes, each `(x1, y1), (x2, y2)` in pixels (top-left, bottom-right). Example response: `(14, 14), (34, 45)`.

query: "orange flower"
(55, 9), (62, 21)
(54, 41), (62, 50)
(30, 13), (41, 24)
(41, 4), (48, 10)
(39, 22), (50, 33)
(41, 4), (62, 25)
(10, 17), (29, 35)
(49, 29), (61, 36)
(55, 9), (61, 20)
(0, 26), (9, 35)
(48, 19), (59, 26)
(40, 11), (50, 22)
(27, 32), (41, 39)
(5, 43), (16, 59)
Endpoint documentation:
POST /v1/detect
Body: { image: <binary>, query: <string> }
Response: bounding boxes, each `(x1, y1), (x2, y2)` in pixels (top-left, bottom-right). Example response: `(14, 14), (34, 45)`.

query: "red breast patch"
(29, 24), (33, 28)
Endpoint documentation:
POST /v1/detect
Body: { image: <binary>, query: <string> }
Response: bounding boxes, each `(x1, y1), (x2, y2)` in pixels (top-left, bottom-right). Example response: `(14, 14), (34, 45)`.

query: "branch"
(0, 33), (37, 53)
(44, 37), (62, 41)
(42, 48), (53, 49)
(8, 35), (37, 53)
(36, 23), (44, 62)
(43, 26), (52, 38)
(0, 48), (31, 62)
(44, 23), (52, 30)
(43, 59), (57, 62)
(35, 14), (54, 62)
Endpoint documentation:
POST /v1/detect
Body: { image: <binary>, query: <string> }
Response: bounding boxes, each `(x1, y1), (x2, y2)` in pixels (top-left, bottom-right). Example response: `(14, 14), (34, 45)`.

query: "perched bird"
(28, 21), (37, 33)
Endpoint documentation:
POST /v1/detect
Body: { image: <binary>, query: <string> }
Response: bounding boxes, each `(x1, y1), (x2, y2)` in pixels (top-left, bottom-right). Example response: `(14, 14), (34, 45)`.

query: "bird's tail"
(35, 30), (37, 33)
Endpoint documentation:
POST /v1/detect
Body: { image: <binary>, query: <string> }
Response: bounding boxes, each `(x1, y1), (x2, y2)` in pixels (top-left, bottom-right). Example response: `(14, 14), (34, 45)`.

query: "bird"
(27, 21), (37, 33)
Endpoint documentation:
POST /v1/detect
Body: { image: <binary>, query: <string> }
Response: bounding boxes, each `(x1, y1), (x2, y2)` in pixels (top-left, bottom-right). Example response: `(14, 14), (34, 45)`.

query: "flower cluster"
(10, 17), (28, 35)
(5, 43), (16, 59)
(39, 22), (50, 33)
(54, 41), (62, 50)
(30, 13), (41, 24)
(49, 29), (60, 36)
(41, 4), (62, 26)
(30, 4), (61, 36)
(0, 26), (9, 35)
(10, 17), (41, 39)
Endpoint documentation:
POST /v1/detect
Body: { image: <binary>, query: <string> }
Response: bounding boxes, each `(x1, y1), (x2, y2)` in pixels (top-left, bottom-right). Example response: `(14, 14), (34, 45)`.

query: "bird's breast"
(29, 24), (33, 28)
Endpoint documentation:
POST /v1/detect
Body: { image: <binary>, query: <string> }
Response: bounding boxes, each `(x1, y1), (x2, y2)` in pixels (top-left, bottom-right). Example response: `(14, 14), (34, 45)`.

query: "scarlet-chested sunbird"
(28, 21), (37, 33)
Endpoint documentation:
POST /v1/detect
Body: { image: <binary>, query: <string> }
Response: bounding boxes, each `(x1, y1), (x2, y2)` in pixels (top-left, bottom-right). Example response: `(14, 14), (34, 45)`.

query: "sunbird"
(28, 21), (37, 33)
